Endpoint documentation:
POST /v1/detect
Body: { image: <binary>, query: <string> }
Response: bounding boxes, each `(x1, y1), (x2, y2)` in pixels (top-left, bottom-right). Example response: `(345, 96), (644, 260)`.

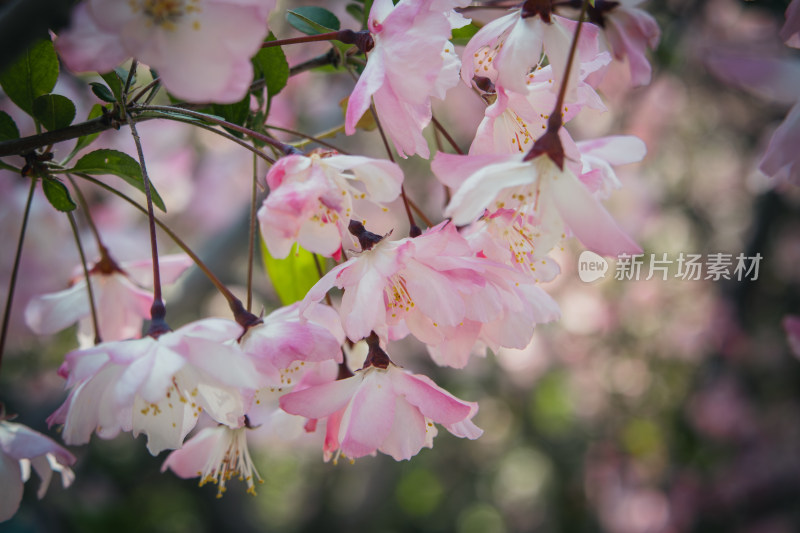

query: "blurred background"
(2, 0), (800, 532)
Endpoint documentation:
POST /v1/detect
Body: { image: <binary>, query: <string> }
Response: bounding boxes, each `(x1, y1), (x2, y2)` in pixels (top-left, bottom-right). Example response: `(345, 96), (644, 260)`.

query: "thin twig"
(431, 115), (464, 155)
(247, 152), (258, 313)
(67, 210), (101, 345)
(0, 178), (37, 374)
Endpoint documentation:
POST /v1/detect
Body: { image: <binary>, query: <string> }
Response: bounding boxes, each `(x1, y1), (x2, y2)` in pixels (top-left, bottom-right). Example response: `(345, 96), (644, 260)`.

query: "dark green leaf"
(0, 111), (20, 141)
(287, 7), (340, 36)
(0, 40), (59, 115)
(32, 94), (76, 131)
(346, 3), (364, 24)
(70, 149), (166, 211)
(90, 82), (116, 103)
(211, 95), (250, 129)
(260, 239), (321, 306)
(253, 33), (290, 99)
(70, 104), (106, 157)
(451, 22), (481, 47)
(100, 71), (124, 102)
(42, 179), (77, 212)
(362, 0), (375, 27)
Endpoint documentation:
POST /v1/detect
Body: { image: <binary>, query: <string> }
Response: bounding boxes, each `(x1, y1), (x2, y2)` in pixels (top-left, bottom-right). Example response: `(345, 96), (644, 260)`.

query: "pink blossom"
(782, 0), (800, 48)
(599, 0), (661, 86)
(56, 0), (276, 103)
(461, 9), (599, 96)
(576, 135), (647, 198)
(470, 55), (610, 156)
(279, 340), (481, 461)
(258, 152), (403, 258)
(0, 420), (76, 522)
(345, 0), (468, 158)
(49, 319), (258, 455)
(304, 222), (533, 344)
(162, 425), (261, 497)
(432, 151), (642, 257)
(25, 254), (192, 346)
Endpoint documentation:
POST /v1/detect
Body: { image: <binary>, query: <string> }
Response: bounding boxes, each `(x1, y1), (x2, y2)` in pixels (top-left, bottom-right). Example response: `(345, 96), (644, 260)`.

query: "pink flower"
(461, 8), (599, 96)
(279, 338), (481, 461)
(597, 0), (661, 86)
(258, 153), (403, 259)
(782, 0), (800, 48)
(25, 253), (192, 346)
(162, 425), (261, 497)
(345, 0), (468, 158)
(49, 319), (259, 455)
(0, 420), (76, 522)
(761, 103), (800, 186)
(432, 151), (642, 257)
(239, 302), (344, 387)
(576, 135), (647, 198)
(304, 222), (533, 344)
(470, 54), (610, 156)
(56, 0), (276, 103)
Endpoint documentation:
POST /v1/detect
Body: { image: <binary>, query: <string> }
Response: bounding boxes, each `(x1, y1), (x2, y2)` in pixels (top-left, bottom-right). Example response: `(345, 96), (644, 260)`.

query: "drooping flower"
(586, 0), (660, 86)
(25, 253), (192, 346)
(0, 420), (76, 523)
(432, 151), (642, 257)
(49, 318), (258, 455)
(56, 0), (276, 103)
(162, 425), (262, 498)
(258, 152), (403, 259)
(279, 336), (481, 461)
(461, 6), (600, 96)
(345, 0), (470, 158)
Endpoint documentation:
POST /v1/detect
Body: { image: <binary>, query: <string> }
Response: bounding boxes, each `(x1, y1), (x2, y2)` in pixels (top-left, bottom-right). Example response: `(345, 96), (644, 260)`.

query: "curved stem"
(67, 210), (101, 345)
(265, 123), (349, 154)
(247, 152), (258, 313)
(141, 112), (275, 164)
(67, 176), (108, 258)
(431, 115), (464, 155)
(136, 105), (297, 157)
(0, 178), (36, 374)
(73, 173), (258, 328)
(127, 114), (166, 331)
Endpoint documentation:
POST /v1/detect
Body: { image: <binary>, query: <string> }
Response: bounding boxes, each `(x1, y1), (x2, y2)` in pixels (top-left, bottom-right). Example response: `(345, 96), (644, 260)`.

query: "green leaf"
(260, 239), (321, 306)
(69, 104), (106, 159)
(287, 7), (341, 36)
(100, 71), (125, 102)
(70, 149), (166, 211)
(42, 179), (77, 212)
(32, 94), (76, 131)
(253, 33), (290, 99)
(211, 95), (250, 130)
(90, 82), (116, 103)
(0, 111), (20, 142)
(346, 4), (364, 25)
(0, 40), (59, 115)
(451, 22), (482, 47)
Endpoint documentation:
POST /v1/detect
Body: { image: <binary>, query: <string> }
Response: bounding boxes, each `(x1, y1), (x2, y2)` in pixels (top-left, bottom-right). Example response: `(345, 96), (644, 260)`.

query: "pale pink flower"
(345, 0), (469, 158)
(598, 0), (661, 86)
(162, 425), (261, 497)
(470, 55), (610, 156)
(782, 0), (800, 48)
(56, 0), (276, 103)
(239, 302), (344, 387)
(0, 420), (76, 522)
(280, 340), (481, 461)
(461, 8), (599, 96)
(304, 222), (533, 346)
(258, 153), (403, 259)
(49, 319), (258, 455)
(432, 151), (642, 257)
(25, 254), (192, 346)
(576, 135), (647, 198)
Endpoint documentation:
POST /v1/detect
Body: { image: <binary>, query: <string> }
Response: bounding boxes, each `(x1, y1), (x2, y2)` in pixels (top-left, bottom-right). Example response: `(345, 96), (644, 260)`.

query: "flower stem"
(261, 30), (373, 54)
(0, 178), (36, 375)
(127, 113), (167, 334)
(67, 210), (101, 345)
(431, 115), (464, 155)
(73, 173), (261, 331)
(247, 152), (258, 313)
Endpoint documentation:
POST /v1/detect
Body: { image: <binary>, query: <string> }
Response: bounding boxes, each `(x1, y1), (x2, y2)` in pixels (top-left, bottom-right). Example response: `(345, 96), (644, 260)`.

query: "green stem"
(0, 178), (37, 374)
